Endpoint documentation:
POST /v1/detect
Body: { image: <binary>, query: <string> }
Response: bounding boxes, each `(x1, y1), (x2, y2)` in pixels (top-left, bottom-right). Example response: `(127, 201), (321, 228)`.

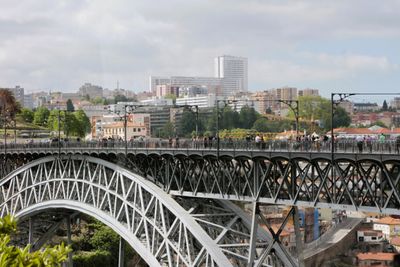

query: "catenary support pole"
(118, 236), (125, 267)
(66, 216), (73, 267)
(247, 201), (259, 266)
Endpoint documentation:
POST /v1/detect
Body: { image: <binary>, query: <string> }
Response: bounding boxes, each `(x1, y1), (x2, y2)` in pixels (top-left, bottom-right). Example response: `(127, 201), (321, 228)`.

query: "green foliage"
(177, 110), (204, 137)
(73, 250), (111, 267)
(295, 95), (351, 130)
(239, 106), (259, 129)
(332, 107), (351, 128)
(73, 110), (91, 137)
(382, 100), (388, 111)
(19, 108), (34, 123)
(0, 89), (20, 123)
(89, 226), (119, 254)
(46, 109), (61, 132)
(252, 118), (269, 132)
(33, 107), (50, 126)
(164, 93), (177, 104)
(66, 99), (75, 112)
(0, 215), (71, 267)
(161, 121), (175, 138)
(204, 105), (260, 135)
(371, 120), (387, 128)
(90, 97), (108, 105)
(46, 109), (91, 138)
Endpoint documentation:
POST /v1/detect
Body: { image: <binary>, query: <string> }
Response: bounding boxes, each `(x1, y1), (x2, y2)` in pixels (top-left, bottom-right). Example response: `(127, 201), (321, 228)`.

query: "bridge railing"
(0, 139), (399, 154)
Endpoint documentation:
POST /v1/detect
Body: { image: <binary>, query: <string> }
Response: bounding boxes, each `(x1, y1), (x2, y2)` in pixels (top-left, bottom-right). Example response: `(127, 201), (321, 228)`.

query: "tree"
(19, 108), (34, 123)
(239, 106), (259, 129)
(33, 107), (50, 126)
(178, 110), (201, 137)
(0, 89), (20, 126)
(332, 107), (351, 128)
(295, 95), (351, 131)
(0, 215), (71, 266)
(66, 99), (75, 112)
(113, 94), (128, 103)
(382, 100), (388, 111)
(164, 94), (177, 104)
(161, 122), (175, 138)
(372, 120), (387, 128)
(252, 118), (269, 132)
(73, 110), (91, 137)
(46, 110), (63, 133)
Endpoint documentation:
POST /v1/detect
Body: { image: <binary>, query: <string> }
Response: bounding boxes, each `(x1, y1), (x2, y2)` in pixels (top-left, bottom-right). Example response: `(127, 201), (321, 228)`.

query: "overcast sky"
(1, 0), (400, 99)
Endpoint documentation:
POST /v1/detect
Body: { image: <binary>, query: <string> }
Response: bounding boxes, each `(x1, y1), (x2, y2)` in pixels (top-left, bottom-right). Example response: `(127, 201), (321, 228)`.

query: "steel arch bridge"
(0, 155), (297, 267)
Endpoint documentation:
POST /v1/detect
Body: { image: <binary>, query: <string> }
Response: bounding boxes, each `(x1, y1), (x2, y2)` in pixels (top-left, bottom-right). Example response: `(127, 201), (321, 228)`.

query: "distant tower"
(215, 55), (248, 96)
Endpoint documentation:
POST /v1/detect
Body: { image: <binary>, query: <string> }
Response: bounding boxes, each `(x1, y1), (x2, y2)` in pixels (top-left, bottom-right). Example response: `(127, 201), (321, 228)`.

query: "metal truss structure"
(1, 149), (400, 266)
(0, 154), (305, 267)
(128, 154), (400, 215)
(0, 155), (234, 267)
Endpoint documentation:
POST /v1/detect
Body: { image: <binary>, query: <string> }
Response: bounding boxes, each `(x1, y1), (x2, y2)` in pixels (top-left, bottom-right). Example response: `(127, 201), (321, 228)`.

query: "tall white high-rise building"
(215, 55), (248, 96)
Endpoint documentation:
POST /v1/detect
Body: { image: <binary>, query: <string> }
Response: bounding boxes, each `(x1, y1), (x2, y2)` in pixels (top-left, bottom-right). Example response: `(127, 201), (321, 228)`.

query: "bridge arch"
(0, 155), (232, 267)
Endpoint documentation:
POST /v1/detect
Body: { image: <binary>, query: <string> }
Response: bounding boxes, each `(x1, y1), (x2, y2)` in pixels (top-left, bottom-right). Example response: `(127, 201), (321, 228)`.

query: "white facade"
(215, 55), (248, 95)
(176, 94), (217, 108)
(139, 98), (173, 106)
(357, 230), (384, 243)
(149, 76), (222, 96)
(373, 223), (391, 239)
(149, 76), (171, 93)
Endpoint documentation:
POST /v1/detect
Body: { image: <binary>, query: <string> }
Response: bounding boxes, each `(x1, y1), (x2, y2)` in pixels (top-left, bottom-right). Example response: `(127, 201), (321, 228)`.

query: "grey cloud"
(0, 0), (399, 93)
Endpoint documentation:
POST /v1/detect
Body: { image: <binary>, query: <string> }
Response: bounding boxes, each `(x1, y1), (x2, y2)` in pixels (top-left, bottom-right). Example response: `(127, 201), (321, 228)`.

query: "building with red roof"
(356, 252), (395, 266)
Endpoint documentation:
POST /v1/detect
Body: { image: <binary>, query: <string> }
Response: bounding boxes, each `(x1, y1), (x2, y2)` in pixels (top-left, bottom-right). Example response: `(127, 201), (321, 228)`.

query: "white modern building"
(215, 55), (248, 95)
(149, 76), (222, 96)
(149, 76), (171, 93)
(149, 55), (248, 97)
(176, 94), (218, 108)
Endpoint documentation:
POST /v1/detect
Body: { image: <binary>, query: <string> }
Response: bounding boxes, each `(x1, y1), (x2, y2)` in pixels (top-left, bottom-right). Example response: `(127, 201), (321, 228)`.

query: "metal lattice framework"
(129, 154), (400, 214)
(0, 155), (234, 267)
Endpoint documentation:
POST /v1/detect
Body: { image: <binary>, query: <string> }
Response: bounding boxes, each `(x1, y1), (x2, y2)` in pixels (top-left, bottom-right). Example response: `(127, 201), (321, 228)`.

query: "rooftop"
(390, 236), (400, 246)
(356, 252), (395, 261)
(375, 216), (400, 225)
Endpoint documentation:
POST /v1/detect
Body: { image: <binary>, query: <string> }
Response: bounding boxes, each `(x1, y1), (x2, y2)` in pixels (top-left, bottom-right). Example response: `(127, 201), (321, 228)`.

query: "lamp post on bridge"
(246, 99), (300, 137)
(331, 92), (400, 155)
(330, 92), (400, 204)
(216, 99), (238, 159)
(108, 104), (144, 156)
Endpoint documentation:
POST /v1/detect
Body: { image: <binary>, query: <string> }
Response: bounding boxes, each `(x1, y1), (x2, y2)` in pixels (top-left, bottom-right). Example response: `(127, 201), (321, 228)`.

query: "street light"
(108, 104), (144, 156)
(277, 100), (299, 137)
(330, 93), (355, 155)
(246, 99), (300, 137)
(216, 99), (237, 158)
(330, 92), (400, 155)
(57, 108), (62, 156)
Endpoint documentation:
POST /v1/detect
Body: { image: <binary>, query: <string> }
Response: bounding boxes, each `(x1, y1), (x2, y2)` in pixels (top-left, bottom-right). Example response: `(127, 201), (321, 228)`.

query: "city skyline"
(1, 1), (399, 99)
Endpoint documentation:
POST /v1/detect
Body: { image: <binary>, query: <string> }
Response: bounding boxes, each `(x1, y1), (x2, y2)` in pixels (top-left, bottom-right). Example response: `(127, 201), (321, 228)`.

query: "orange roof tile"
(357, 252), (395, 261)
(375, 216), (400, 225)
(390, 236), (400, 246)
(331, 127), (400, 135)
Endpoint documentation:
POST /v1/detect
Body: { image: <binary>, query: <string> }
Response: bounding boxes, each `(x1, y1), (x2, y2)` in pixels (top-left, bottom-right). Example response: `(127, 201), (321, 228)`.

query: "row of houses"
(355, 216), (400, 266)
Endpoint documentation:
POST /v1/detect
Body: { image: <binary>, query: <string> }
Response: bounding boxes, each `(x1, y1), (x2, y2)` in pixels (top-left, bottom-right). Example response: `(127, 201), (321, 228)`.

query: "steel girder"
(126, 154), (400, 214)
(0, 155), (232, 267)
(2, 153), (400, 214)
